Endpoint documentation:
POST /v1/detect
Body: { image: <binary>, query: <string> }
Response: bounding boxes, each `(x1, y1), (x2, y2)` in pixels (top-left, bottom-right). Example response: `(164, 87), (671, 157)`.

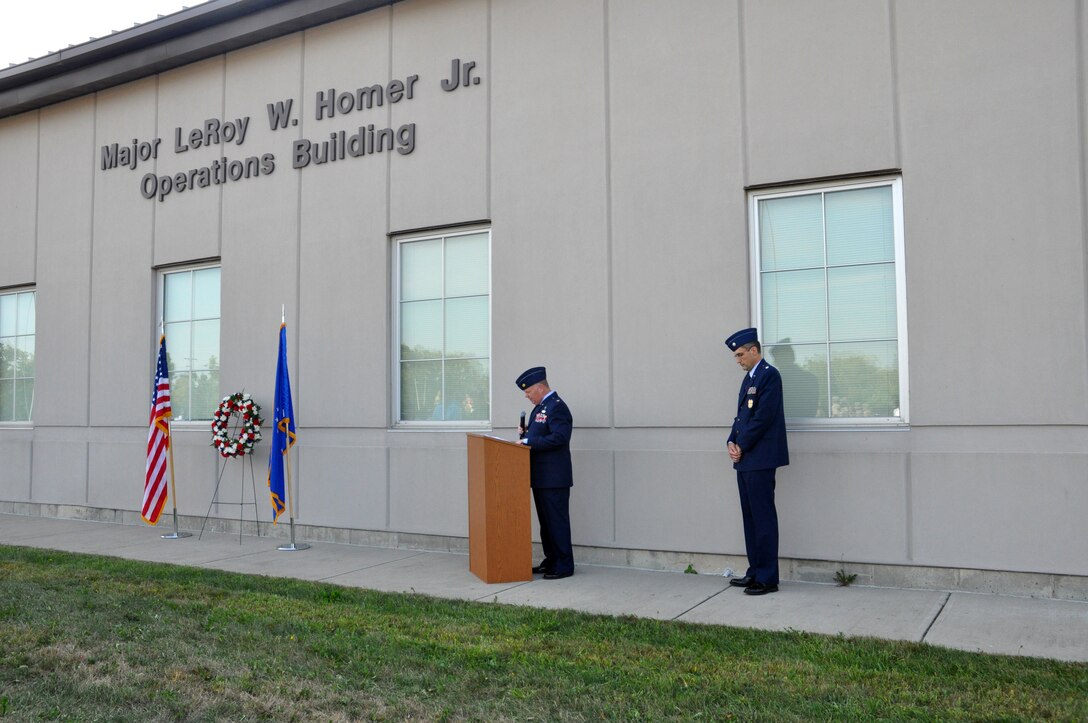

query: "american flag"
(142, 335), (172, 524)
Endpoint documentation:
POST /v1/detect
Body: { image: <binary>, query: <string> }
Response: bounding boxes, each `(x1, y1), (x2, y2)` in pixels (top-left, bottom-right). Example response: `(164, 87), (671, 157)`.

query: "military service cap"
(516, 366), (547, 389)
(725, 327), (758, 350)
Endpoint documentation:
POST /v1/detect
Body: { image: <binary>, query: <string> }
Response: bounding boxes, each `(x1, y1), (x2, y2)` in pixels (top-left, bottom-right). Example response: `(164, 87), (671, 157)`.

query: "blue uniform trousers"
(533, 487), (573, 575)
(736, 468), (779, 586)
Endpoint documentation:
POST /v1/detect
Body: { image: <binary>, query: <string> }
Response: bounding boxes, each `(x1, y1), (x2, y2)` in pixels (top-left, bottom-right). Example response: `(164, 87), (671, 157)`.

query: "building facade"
(1, 0), (1086, 597)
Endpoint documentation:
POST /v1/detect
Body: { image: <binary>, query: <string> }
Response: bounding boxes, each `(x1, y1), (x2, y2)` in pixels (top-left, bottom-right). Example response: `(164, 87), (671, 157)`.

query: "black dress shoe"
(543, 571), (572, 580)
(743, 582), (778, 596)
(728, 575), (754, 588)
(532, 564), (552, 575)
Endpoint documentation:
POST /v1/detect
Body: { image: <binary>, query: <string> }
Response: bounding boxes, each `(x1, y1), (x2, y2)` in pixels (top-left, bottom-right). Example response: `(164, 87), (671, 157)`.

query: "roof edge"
(0, 0), (398, 120)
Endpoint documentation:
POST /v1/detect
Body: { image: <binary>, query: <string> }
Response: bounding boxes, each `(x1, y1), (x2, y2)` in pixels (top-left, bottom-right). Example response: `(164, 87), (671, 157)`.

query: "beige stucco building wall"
(1, 0), (1086, 595)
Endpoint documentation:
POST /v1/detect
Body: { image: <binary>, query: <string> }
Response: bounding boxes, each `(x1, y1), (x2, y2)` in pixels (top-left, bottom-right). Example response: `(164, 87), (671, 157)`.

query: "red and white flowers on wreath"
(211, 392), (263, 458)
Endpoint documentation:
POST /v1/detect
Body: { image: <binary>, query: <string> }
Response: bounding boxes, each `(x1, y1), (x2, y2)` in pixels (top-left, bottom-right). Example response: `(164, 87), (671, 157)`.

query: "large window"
(161, 265), (220, 421)
(749, 177), (908, 424)
(0, 289), (35, 422)
(395, 229), (491, 426)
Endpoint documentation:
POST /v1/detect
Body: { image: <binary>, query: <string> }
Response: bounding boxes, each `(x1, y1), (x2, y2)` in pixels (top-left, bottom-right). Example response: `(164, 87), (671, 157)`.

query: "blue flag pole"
(275, 307), (309, 551)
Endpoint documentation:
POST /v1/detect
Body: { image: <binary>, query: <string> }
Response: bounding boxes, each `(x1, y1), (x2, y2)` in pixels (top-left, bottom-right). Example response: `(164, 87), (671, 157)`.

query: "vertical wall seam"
(29, 108), (41, 502)
(904, 450), (913, 561)
(486, 0), (492, 221)
(146, 77), (162, 511)
(33, 110), (40, 282)
(888, 0), (903, 168)
(736, 0), (751, 320)
(296, 31), (306, 414)
(385, 3), (395, 427)
(218, 55), (226, 259)
(27, 435), (35, 501)
(151, 76), (160, 373)
(385, 5), (394, 236)
(296, 33), (306, 512)
(151, 75), (159, 269)
(604, 0), (615, 428)
(1077, 0), (1088, 404)
(86, 95), (96, 429)
(385, 0), (394, 510)
(486, 0), (494, 425)
(737, 0), (750, 189)
(611, 450), (617, 542)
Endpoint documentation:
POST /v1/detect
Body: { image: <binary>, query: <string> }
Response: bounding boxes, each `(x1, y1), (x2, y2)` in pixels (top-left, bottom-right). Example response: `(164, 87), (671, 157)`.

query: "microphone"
(519, 411), (526, 438)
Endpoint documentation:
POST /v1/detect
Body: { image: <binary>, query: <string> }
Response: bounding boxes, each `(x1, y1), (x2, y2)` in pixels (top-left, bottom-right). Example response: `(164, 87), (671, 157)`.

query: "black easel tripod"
(199, 453), (261, 543)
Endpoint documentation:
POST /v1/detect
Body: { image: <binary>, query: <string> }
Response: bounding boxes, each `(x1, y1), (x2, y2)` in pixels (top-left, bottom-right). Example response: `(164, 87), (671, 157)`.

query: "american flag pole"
(163, 420), (189, 539)
(160, 319), (191, 539)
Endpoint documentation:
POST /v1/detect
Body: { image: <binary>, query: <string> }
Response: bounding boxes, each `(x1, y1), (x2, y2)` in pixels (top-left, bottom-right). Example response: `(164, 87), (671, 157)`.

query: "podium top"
(466, 433), (527, 449)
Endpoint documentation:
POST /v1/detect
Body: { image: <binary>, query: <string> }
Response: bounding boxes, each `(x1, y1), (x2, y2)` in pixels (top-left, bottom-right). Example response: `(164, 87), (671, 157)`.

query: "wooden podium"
(466, 433), (532, 583)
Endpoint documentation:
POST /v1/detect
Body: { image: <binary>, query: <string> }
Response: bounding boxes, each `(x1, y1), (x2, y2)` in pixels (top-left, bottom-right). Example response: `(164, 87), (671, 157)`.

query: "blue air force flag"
(267, 323), (296, 522)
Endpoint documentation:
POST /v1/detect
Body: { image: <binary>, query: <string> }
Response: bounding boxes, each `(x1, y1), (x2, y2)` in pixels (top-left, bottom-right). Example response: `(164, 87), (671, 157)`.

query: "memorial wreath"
(210, 392), (263, 458)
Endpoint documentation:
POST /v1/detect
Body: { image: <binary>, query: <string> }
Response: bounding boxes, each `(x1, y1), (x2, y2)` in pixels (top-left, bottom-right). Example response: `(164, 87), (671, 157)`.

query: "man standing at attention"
(516, 366), (575, 579)
(725, 328), (789, 595)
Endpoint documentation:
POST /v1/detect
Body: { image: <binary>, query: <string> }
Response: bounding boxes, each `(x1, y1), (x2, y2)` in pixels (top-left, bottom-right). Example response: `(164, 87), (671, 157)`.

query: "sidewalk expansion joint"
(671, 585), (732, 621)
(920, 591), (952, 643)
(317, 550), (431, 581)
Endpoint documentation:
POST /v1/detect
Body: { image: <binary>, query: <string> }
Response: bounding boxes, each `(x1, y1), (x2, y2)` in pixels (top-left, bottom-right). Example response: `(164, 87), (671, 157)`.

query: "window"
(0, 289), (35, 422)
(161, 265), (220, 421)
(749, 177), (908, 424)
(394, 229), (491, 426)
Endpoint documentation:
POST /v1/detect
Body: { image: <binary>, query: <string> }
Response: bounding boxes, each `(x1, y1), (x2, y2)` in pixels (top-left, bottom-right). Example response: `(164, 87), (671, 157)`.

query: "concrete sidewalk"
(2, 513), (1085, 663)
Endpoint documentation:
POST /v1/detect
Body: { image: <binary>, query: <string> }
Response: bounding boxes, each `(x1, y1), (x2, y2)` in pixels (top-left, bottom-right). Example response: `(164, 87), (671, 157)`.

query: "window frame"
(747, 175), (909, 429)
(391, 226), (493, 430)
(0, 287), (36, 426)
(155, 261), (222, 425)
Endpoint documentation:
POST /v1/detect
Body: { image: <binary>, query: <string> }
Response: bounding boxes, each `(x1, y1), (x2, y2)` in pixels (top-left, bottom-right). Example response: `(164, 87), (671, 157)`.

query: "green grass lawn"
(1, 545), (1085, 721)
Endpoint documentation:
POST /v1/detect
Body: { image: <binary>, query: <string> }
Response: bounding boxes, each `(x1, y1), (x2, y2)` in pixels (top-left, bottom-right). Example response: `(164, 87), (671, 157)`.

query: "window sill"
(786, 420), (910, 432)
(390, 422), (493, 432)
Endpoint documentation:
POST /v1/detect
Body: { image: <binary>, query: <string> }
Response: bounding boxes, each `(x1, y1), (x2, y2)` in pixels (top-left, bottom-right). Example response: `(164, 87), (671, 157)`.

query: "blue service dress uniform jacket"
(523, 392), (574, 575)
(728, 359), (789, 471)
(524, 393), (574, 488)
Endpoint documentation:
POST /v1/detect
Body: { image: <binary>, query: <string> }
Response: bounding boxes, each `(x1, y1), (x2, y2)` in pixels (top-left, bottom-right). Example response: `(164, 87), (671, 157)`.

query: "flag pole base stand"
(160, 509), (192, 540)
(276, 517), (309, 551)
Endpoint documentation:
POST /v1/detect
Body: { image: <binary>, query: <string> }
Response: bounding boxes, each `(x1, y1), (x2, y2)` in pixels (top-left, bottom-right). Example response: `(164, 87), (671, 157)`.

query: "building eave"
(0, 0), (398, 120)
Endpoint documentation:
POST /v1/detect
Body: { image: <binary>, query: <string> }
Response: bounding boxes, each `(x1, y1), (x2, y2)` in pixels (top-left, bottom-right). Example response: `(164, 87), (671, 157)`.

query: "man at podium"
(516, 366), (575, 579)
